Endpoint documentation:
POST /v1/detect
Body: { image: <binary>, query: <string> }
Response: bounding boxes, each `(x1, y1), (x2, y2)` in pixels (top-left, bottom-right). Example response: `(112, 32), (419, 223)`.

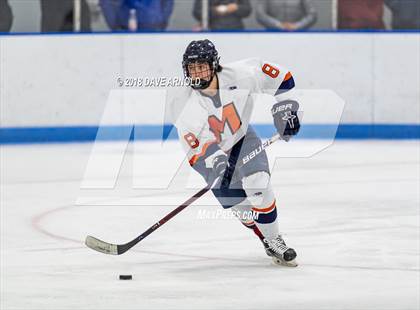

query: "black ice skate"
(264, 235), (298, 267)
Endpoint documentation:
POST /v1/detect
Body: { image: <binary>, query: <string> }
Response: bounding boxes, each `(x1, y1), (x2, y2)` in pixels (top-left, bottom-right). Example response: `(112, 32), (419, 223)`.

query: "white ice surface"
(1, 140), (419, 310)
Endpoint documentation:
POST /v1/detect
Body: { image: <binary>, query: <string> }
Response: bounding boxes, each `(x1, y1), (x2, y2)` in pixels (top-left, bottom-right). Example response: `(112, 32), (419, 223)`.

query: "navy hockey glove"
(208, 153), (229, 187)
(271, 100), (300, 139)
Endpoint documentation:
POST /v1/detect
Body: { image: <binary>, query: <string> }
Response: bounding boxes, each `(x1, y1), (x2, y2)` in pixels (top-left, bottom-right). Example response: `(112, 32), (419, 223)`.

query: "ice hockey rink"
(1, 139), (419, 310)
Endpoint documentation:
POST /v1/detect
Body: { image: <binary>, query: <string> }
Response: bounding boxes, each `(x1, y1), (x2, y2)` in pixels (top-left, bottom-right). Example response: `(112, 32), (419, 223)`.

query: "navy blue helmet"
(182, 39), (220, 89)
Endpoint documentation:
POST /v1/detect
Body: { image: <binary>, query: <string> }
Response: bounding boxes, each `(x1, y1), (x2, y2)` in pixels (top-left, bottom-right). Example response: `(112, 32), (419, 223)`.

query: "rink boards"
(1, 32), (419, 143)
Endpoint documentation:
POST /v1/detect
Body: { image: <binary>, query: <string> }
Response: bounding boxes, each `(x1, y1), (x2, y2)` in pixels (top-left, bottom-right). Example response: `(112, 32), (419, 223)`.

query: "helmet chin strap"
(191, 68), (216, 90)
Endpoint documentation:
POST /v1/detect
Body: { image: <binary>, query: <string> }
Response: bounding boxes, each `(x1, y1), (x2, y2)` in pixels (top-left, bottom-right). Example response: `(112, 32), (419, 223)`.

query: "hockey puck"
(119, 275), (132, 280)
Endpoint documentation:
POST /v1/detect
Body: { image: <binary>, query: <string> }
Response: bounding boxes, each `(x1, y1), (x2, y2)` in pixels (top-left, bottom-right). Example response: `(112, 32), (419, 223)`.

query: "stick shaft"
(121, 187), (210, 253)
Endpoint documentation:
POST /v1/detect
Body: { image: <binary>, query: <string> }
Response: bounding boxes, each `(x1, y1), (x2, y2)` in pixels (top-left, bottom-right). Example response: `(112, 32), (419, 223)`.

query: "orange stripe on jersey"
(284, 72), (292, 82)
(243, 220), (255, 226)
(252, 200), (276, 213)
(188, 140), (217, 166)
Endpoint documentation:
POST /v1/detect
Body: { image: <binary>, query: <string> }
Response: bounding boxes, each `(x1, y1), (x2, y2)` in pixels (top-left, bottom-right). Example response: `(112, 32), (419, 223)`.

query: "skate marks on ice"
(2, 141), (419, 309)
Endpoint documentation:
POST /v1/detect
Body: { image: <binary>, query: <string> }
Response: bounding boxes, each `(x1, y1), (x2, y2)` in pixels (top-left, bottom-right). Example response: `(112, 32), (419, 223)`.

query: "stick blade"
(85, 235), (118, 255)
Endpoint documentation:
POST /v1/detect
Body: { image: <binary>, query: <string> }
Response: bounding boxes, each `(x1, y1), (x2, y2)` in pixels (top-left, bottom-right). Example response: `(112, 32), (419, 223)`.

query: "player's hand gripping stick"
(271, 100), (300, 141)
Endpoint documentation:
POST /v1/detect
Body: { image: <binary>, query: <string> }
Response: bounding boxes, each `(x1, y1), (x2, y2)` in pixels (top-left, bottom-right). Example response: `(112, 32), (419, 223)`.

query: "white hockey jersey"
(165, 58), (295, 167)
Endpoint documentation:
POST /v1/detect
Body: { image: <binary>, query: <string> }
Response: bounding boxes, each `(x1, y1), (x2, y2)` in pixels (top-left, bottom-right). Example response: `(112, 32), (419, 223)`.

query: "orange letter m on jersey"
(208, 102), (241, 143)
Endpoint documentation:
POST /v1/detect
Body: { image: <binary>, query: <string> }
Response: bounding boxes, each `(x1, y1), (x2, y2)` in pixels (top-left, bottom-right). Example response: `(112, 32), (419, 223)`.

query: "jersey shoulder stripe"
(275, 72), (295, 96)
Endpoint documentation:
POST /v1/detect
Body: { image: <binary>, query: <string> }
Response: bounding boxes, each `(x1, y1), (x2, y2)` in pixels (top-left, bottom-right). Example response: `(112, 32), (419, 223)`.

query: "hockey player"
(168, 39), (300, 266)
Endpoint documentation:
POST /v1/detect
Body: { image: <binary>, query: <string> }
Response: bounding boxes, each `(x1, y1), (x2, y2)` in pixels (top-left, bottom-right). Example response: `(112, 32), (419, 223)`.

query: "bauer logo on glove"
(271, 100), (300, 139)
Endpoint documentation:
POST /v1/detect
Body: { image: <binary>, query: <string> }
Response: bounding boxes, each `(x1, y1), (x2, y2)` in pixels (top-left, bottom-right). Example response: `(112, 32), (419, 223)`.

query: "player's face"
(188, 62), (212, 82)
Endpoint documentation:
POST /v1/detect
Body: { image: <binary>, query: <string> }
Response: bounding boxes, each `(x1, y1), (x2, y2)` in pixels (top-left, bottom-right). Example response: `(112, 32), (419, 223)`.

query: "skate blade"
(272, 257), (298, 267)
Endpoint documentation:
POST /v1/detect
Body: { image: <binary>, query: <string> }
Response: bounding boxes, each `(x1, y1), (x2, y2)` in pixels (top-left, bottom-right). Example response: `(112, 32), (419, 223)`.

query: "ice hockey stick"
(85, 133), (283, 255)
